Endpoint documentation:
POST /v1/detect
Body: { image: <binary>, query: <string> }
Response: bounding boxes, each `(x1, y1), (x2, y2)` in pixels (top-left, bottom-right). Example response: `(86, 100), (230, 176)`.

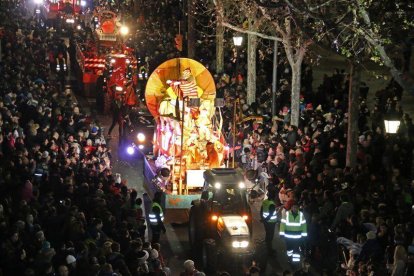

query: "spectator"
(390, 245), (407, 276)
(356, 231), (383, 263)
(180, 259), (203, 276)
(153, 243), (171, 276)
(331, 194), (354, 231)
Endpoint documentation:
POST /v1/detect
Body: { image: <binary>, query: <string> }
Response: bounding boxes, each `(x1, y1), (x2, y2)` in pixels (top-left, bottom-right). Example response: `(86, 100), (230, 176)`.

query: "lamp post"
(231, 98), (239, 168)
(383, 108), (401, 197)
(232, 34), (243, 74)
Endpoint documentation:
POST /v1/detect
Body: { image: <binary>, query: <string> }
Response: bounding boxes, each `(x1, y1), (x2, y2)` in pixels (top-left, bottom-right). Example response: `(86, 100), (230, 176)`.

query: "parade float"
(74, 9), (138, 110)
(43, 0), (85, 25)
(144, 58), (228, 222)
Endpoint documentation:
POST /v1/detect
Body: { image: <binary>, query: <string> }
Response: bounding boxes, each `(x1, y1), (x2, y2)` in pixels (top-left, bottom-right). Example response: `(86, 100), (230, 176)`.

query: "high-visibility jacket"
(56, 58), (67, 72)
(280, 210), (307, 239)
(261, 199), (277, 223)
(149, 202), (164, 226)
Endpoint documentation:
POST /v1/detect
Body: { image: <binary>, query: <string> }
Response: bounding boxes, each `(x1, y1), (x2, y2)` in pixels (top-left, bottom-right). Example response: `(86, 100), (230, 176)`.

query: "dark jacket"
(357, 238), (383, 263)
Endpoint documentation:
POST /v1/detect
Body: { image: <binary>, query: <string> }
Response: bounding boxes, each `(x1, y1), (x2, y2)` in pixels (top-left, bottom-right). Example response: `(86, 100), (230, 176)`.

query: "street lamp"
(384, 112), (401, 134)
(120, 25), (129, 36)
(233, 35), (243, 46)
(232, 34), (243, 77)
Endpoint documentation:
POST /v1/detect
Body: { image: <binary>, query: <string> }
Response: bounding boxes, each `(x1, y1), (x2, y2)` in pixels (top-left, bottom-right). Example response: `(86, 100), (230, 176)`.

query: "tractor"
(188, 168), (254, 273)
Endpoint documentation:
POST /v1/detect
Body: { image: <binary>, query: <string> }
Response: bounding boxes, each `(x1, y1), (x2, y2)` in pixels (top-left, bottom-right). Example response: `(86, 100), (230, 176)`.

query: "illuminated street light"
(120, 25), (129, 36)
(233, 35), (243, 46)
(384, 112), (401, 134)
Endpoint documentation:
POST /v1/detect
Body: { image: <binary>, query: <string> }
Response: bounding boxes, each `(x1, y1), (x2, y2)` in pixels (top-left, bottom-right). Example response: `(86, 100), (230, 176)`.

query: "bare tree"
(257, 5), (312, 126)
(215, 0), (225, 73)
(216, 0), (309, 126)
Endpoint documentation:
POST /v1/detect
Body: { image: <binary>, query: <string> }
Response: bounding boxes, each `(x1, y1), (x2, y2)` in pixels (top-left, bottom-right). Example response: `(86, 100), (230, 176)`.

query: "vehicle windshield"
(213, 187), (247, 213)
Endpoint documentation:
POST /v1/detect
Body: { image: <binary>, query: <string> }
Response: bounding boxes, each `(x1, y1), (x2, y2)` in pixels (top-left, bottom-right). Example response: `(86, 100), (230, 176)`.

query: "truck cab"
(189, 168), (254, 273)
(201, 168), (252, 232)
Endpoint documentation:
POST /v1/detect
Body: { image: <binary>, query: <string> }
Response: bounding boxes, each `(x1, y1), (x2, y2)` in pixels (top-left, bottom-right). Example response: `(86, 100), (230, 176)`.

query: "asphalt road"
(97, 129), (293, 275)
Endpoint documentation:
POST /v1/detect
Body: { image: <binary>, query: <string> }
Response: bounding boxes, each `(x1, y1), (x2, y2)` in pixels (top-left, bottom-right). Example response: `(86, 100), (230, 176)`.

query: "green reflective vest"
(149, 202), (164, 225)
(262, 199), (277, 222)
(280, 210), (307, 239)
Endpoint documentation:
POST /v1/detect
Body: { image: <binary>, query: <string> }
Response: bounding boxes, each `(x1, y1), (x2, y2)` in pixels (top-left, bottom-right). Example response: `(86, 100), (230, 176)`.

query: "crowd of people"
(1, 0), (414, 276)
(210, 22), (414, 276)
(0, 1), (178, 275)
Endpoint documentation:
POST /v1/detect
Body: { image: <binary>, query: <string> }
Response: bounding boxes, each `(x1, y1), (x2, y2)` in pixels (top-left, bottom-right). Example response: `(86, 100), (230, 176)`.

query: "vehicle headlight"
(137, 133), (145, 142)
(115, 86), (123, 92)
(214, 182), (221, 189)
(66, 18), (75, 24)
(34, 0), (43, 4)
(232, 240), (249, 248)
(238, 182), (245, 189)
(138, 145), (144, 150)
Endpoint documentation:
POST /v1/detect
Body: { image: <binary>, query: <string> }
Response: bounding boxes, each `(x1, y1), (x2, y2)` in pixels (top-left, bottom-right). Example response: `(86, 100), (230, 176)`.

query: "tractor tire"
(188, 206), (203, 251)
(202, 239), (217, 274)
(103, 92), (111, 114)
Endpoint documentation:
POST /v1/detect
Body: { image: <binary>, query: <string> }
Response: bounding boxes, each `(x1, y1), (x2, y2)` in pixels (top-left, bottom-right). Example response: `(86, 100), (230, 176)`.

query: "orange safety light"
(211, 215), (218, 221)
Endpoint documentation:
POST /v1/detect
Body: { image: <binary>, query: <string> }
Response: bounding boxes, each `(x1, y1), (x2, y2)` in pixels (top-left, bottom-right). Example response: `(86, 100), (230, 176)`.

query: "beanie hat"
(150, 248), (159, 259)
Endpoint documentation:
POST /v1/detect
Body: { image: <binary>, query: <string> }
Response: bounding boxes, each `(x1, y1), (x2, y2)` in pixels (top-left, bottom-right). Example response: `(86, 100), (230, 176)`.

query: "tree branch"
(303, 0), (337, 12)
(356, 4), (414, 93)
(221, 21), (283, 42)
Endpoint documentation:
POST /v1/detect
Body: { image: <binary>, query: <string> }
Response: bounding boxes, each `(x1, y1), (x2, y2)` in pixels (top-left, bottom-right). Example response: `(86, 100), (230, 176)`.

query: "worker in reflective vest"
(279, 202), (307, 263)
(149, 191), (166, 244)
(56, 54), (67, 73)
(260, 192), (277, 254)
